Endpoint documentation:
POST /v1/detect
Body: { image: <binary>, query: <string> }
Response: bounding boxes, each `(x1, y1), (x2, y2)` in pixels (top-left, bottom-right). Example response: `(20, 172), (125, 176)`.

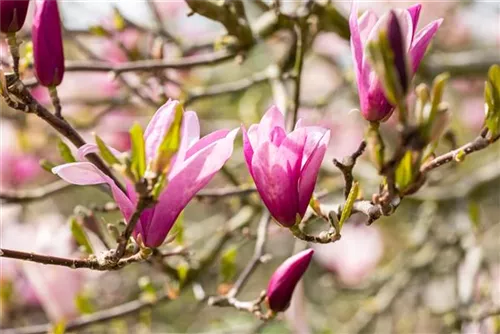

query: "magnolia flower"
(0, 0), (30, 33)
(242, 106), (330, 227)
(350, 2), (443, 121)
(266, 249), (314, 313)
(53, 100), (238, 247)
(32, 0), (65, 87)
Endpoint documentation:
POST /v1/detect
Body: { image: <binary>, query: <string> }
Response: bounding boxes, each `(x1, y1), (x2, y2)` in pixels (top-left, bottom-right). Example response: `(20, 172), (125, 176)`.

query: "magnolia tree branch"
(0, 180), (72, 204)
(333, 141), (367, 199)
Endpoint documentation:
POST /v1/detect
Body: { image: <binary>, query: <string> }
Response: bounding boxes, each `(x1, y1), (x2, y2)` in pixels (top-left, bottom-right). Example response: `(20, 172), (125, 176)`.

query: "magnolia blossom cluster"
(1, 0), (445, 315)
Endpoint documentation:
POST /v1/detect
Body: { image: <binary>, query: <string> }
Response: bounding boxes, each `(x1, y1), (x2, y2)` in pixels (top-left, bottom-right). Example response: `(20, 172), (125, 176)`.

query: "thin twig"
(333, 141), (367, 199)
(0, 180), (72, 203)
(228, 211), (271, 298)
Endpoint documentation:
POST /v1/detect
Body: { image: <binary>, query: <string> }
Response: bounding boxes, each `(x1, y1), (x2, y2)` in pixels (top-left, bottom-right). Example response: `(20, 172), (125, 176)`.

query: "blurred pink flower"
(0, 150), (41, 189)
(313, 222), (383, 286)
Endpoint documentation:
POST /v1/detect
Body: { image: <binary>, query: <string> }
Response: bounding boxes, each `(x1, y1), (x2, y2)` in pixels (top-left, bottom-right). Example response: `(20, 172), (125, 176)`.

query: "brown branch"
(4, 76), (125, 194)
(0, 181), (73, 204)
(63, 50), (236, 75)
(195, 185), (257, 199)
(227, 211), (271, 298)
(333, 141), (367, 199)
(2, 292), (170, 334)
(0, 248), (148, 271)
(420, 135), (494, 173)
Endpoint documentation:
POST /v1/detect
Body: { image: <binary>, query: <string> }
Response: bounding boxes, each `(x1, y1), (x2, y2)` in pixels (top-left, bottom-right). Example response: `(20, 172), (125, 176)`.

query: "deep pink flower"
(242, 106), (330, 227)
(350, 2), (442, 121)
(0, 0), (30, 33)
(52, 100), (238, 247)
(32, 0), (64, 87)
(266, 249), (314, 313)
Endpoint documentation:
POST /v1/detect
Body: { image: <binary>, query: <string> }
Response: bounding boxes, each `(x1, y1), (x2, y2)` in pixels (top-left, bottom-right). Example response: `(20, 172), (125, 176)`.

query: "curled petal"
(170, 111), (201, 176)
(242, 125), (255, 177)
(52, 162), (135, 222)
(407, 4), (422, 41)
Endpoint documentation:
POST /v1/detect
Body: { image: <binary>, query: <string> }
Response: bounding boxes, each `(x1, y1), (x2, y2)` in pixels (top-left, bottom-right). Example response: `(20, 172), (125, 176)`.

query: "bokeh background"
(1, 1), (499, 333)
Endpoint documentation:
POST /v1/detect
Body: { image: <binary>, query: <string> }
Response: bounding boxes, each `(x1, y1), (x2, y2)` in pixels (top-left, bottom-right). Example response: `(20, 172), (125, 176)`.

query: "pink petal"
(185, 129), (231, 161)
(76, 143), (122, 162)
(409, 19), (443, 74)
(258, 105), (285, 144)
(170, 111), (201, 176)
(269, 126), (287, 147)
(349, 1), (365, 91)
(144, 99), (178, 161)
(52, 162), (135, 222)
(358, 10), (378, 44)
(300, 126), (329, 167)
(143, 129), (238, 247)
(407, 4), (422, 42)
(298, 130), (330, 216)
(242, 125), (255, 177)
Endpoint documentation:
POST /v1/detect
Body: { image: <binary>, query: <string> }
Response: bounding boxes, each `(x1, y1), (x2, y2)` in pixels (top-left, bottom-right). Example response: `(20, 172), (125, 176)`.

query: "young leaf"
(338, 181), (359, 230)
(395, 151), (414, 190)
(129, 123), (146, 180)
(220, 245), (238, 283)
(484, 64), (500, 137)
(51, 321), (66, 334)
(153, 103), (183, 174)
(69, 217), (94, 254)
(57, 140), (76, 163)
(177, 262), (189, 286)
(95, 135), (120, 166)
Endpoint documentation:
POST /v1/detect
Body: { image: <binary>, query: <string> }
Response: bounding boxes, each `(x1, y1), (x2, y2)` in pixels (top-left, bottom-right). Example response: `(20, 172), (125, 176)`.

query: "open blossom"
(53, 100), (238, 247)
(0, 0), (30, 33)
(242, 106), (330, 227)
(266, 249), (314, 313)
(350, 2), (443, 121)
(32, 0), (65, 87)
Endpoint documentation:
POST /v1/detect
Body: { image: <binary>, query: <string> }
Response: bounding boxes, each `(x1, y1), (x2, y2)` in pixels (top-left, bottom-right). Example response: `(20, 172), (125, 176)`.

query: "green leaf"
(468, 200), (481, 230)
(428, 73), (450, 125)
(177, 262), (189, 286)
(95, 135), (120, 166)
(39, 159), (56, 173)
(69, 217), (93, 254)
(57, 140), (76, 163)
(395, 151), (414, 190)
(338, 181), (359, 230)
(220, 245), (238, 283)
(485, 64), (500, 136)
(74, 293), (95, 315)
(151, 173), (167, 200)
(170, 211), (184, 245)
(129, 123), (146, 180)
(152, 103), (183, 174)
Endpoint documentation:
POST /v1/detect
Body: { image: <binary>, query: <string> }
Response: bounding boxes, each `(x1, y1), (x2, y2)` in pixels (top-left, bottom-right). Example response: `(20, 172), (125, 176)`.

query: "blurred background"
(1, 1), (499, 333)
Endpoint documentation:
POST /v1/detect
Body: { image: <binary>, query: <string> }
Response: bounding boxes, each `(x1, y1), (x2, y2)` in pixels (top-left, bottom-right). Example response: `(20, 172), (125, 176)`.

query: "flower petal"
(242, 125), (255, 177)
(407, 4), (422, 41)
(349, 1), (365, 90)
(76, 143), (122, 162)
(143, 129), (238, 247)
(52, 162), (135, 222)
(170, 110), (201, 176)
(409, 19), (443, 74)
(143, 99), (178, 161)
(258, 105), (285, 145)
(358, 10), (378, 44)
(298, 130), (330, 216)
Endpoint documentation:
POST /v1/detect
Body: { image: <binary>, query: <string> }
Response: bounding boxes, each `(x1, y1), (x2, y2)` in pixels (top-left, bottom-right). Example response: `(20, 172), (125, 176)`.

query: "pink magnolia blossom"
(266, 249), (314, 313)
(0, 0), (30, 33)
(313, 223), (383, 286)
(350, 2), (442, 121)
(32, 0), (64, 87)
(0, 150), (41, 189)
(52, 100), (238, 247)
(242, 106), (330, 227)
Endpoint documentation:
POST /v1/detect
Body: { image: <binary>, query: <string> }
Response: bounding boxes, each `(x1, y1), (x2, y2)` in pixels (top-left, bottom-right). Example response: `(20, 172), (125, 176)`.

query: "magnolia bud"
(0, 0), (30, 33)
(266, 249), (314, 313)
(32, 0), (65, 87)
